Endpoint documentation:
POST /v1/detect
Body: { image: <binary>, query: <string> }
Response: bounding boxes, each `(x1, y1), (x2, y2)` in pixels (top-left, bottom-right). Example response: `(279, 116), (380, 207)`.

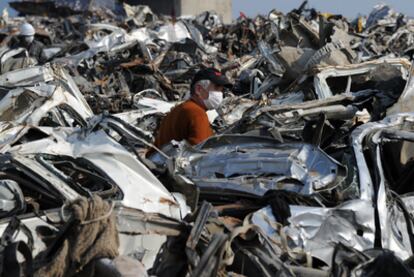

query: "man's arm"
(188, 111), (213, 145)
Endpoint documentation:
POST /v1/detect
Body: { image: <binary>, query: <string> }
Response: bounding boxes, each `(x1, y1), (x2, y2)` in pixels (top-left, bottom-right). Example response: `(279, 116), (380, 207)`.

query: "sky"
(0, 0), (414, 20)
(232, 0), (414, 19)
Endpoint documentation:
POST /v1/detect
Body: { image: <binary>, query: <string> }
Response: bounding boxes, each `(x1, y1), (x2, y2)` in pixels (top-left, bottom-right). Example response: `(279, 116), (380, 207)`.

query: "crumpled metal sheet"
(0, 65), (93, 125)
(166, 135), (347, 199)
(284, 200), (375, 265)
(387, 61), (414, 115)
(312, 58), (410, 99)
(351, 113), (414, 260)
(250, 200), (374, 267)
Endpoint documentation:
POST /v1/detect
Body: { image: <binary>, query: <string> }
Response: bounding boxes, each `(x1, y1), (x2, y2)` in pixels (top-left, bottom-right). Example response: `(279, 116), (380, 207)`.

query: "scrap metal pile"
(0, 0), (414, 276)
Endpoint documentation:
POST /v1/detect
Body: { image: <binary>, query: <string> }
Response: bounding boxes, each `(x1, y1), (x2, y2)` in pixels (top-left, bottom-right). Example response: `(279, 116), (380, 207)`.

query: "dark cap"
(191, 68), (232, 89)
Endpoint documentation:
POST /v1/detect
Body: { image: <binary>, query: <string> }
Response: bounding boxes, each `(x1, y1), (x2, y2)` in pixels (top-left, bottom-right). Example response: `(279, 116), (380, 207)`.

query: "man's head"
(190, 68), (232, 110)
(19, 23), (35, 46)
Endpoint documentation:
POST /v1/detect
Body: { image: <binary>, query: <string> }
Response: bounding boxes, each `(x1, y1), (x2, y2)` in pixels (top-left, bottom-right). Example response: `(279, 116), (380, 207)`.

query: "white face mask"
(203, 90), (223, 110)
(22, 36), (34, 45)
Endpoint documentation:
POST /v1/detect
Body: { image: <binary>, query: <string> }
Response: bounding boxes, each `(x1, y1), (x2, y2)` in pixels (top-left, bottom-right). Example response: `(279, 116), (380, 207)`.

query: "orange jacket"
(153, 99), (213, 149)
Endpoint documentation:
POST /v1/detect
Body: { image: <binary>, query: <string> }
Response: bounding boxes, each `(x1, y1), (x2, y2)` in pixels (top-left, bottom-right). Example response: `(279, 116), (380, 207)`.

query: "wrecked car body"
(0, 64), (93, 126)
(0, 122), (190, 269)
(0, 123), (188, 217)
(152, 135), (346, 207)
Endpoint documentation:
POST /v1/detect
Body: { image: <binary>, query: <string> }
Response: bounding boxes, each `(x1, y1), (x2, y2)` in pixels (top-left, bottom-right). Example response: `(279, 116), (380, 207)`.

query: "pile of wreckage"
(0, 0), (414, 276)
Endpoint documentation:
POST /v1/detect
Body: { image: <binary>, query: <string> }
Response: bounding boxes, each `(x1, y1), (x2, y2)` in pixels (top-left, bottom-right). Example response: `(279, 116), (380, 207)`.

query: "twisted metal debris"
(0, 1), (413, 276)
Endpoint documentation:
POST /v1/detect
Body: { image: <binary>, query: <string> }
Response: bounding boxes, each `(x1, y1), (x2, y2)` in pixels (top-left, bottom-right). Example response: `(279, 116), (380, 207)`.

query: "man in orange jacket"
(152, 68), (232, 151)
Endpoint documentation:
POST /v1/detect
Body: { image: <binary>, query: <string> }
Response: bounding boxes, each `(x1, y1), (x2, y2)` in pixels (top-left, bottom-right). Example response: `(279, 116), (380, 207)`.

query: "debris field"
(0, 1), (414, 276)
